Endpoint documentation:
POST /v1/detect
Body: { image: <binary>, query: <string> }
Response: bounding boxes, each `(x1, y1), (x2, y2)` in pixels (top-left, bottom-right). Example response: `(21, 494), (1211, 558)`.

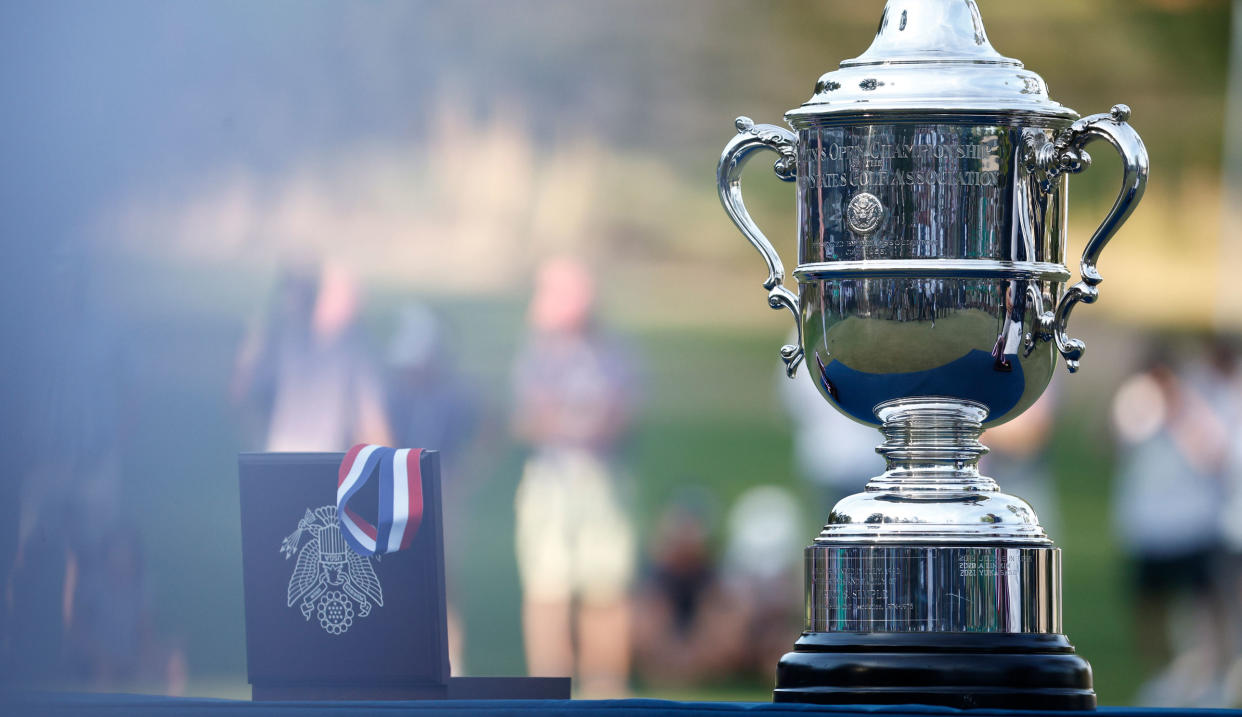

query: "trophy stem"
(868, 397), (998, 493)
(817, 396), (1048, 549)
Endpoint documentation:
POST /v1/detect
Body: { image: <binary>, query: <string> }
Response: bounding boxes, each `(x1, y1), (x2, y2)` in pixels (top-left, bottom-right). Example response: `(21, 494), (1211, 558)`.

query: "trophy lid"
(785, 0), (1076, 124)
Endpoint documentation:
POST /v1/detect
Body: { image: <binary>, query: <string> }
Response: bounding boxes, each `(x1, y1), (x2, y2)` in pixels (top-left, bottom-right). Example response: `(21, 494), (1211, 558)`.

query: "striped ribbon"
(337, 444), (424, 556)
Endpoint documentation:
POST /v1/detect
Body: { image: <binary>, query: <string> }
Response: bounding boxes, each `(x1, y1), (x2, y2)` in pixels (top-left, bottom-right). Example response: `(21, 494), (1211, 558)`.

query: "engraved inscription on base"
(808, 546), (1059, 634)
(959, 553), (1020, 578)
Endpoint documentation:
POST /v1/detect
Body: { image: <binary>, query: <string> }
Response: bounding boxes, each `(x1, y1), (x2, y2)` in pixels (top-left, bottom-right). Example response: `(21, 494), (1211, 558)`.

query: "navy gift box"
(238, 451), (569, 700)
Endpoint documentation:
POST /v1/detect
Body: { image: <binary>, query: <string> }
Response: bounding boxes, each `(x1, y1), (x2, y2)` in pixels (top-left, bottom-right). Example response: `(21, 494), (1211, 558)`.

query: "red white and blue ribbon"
(337, 444), (424, 556)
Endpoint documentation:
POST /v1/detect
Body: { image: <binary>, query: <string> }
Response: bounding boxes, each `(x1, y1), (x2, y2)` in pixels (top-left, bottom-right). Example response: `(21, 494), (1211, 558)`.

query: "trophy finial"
(845, 0), (1012, 67)
(787, 0), (1072, 120)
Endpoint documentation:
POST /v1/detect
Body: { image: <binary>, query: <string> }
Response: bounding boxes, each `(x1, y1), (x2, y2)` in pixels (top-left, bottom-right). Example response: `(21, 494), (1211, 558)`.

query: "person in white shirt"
(1112, 349), (1229, 706)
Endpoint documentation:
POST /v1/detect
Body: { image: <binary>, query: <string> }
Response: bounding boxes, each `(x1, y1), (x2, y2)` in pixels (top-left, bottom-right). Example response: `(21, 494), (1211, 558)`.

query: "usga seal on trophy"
(717, 0), (1148, 709)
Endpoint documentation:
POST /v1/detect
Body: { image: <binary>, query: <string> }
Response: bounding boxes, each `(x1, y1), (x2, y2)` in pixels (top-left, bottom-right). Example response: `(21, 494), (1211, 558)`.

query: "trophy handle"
(717, 116), (803, 377)
(1026, 105), (1149, 373)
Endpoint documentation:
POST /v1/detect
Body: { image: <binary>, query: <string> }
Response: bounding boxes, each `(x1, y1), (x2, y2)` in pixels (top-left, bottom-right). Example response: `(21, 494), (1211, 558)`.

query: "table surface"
(5, 693), (1241, 717)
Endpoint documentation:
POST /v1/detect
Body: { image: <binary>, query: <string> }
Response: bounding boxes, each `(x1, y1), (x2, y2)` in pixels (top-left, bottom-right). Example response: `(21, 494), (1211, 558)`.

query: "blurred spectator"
(721, 485), (804, 682)
(5, 463), (73, 687)
(231, 260), (392, 451)
(982, 383), (1061, 539)
(385, 303), (478, 461)
(1112, 348), (1230, 706)
(65, 526), (186, 693)
(4, 251), (183, 694)
(511, 257), (638, 696)
(384, 302), (479, 672)
(631, 494), (746, 687)
(1184, 338), (1242, 705)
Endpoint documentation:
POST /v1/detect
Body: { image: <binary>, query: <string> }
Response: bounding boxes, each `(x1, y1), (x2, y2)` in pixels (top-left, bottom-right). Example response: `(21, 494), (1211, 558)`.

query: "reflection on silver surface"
(818, 398), (1050, 545)
(797, 123), (1063, 267)
(800, 277), (1057, 429)
(794, 260), (1069, 281)
(806, 545), (1061, 633)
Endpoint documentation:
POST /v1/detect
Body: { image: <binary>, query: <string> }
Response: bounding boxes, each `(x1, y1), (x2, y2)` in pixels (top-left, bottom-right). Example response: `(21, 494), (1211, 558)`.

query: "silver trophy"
(716, 0), (1147, 709)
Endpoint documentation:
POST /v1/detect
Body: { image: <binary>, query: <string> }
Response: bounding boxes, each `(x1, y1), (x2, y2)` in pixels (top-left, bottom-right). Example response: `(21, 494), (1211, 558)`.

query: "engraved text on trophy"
(795, 124), (1047, 263)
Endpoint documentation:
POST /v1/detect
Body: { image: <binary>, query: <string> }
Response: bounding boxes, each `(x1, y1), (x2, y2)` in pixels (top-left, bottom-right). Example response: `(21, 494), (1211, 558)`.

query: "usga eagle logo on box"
(281, 505), (383, 635)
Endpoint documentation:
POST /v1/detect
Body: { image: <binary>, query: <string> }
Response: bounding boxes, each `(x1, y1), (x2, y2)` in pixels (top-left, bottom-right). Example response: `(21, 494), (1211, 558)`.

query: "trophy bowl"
(800, 272), (1060, 430)
(716, 0), (1148, 709)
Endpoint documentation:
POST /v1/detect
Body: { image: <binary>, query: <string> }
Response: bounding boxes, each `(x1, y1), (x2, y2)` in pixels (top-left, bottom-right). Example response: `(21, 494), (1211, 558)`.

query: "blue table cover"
(4, 693), (1240, 717)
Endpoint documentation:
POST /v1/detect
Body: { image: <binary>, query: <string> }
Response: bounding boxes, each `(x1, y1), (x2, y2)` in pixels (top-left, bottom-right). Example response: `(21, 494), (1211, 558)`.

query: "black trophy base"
(774, 632), (1096, 710)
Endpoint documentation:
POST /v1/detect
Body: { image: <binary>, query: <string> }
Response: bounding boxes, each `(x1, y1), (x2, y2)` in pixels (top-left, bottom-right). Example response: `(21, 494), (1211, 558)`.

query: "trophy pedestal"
(773, 540), (1095, 710)
(772, 401), (1095, 709)
(773, 543), (1095, 709)
(775, 632), (1094, 710)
